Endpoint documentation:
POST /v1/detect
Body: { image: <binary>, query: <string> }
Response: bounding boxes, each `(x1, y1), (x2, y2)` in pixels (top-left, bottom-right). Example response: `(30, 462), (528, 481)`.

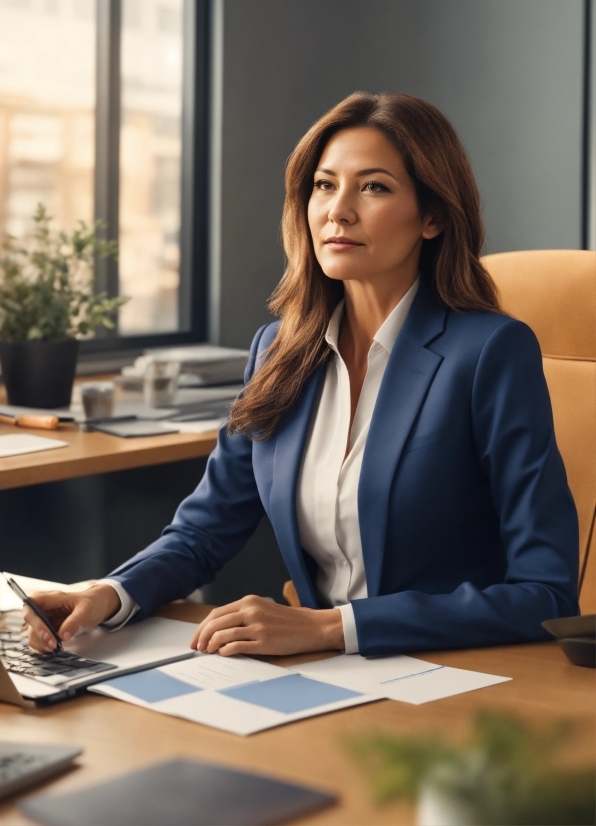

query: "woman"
(25, 92), (578, 658)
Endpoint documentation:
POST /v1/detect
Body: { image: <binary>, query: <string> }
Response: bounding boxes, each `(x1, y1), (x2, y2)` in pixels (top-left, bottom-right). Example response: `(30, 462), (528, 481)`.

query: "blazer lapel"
(269, 363), (326, 608)
(358, 282), (446, 597)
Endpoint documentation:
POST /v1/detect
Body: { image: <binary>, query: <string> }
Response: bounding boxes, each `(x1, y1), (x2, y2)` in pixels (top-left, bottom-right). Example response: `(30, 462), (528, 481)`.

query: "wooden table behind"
(0, 422), (217, 490)
(1, 603), (594, 825)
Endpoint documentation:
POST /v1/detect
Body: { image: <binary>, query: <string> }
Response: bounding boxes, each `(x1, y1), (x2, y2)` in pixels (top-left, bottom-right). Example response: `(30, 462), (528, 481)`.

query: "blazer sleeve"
(351, 319), (579, 656)
(107, 325), (271, 621)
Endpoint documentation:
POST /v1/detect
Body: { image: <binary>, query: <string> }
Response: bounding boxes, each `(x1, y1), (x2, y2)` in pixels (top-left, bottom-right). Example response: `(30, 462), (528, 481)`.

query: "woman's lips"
(324, 238), (364, 252)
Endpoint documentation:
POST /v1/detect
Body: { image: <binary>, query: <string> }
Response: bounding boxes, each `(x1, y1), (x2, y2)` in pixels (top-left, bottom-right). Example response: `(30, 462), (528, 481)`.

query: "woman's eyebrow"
(357, 167), (397, 179)
(314, 166), (397, 180)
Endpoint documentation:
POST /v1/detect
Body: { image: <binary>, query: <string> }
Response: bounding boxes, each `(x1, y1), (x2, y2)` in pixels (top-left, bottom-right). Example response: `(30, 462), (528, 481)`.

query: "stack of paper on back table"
(89, 654), (378, 735)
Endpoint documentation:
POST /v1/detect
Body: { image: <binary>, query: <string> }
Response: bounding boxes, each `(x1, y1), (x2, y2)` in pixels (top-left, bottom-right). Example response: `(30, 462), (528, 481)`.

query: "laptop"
(0, 616), (198, 706)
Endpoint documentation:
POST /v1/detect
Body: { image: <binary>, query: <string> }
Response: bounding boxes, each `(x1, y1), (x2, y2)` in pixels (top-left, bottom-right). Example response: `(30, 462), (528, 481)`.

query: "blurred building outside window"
(0, 0), (185, 337)
(119, 0), (183, 334)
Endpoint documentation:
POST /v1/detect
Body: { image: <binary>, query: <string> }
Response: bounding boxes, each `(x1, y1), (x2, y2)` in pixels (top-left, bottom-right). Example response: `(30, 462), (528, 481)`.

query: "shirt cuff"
(97, 579), (140, 630)
(337, 603), (359, 654)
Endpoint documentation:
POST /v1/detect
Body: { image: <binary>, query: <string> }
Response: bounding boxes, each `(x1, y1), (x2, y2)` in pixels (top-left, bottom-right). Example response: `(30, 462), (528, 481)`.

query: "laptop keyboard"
(1, 642), (116, 685)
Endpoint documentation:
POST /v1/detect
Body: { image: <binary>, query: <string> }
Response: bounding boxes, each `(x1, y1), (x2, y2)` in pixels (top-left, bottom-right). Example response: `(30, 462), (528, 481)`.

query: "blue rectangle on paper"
(101, 669), (200, 703)
(219, 673), (362, 714)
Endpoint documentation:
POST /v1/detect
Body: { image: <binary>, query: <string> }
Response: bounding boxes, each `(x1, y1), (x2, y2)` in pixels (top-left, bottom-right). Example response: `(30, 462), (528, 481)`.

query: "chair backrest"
(481, 250), (596, 614)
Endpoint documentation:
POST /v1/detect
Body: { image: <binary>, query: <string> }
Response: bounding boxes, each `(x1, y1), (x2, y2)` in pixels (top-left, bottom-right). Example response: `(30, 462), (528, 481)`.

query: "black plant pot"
(0, 338), (79, 408)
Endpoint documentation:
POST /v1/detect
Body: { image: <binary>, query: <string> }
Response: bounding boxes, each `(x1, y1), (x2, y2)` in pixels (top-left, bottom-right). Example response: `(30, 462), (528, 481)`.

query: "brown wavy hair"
(228, 91), (501, 440)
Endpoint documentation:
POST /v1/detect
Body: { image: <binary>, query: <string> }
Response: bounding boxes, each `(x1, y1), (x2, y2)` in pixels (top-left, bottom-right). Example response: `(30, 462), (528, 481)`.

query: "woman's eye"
(314, 179), (334, 191)
(363, 180), (389, 193)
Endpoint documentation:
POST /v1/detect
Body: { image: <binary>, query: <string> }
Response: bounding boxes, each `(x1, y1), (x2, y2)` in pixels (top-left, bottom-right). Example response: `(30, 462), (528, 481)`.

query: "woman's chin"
(321, 266), (369, 283)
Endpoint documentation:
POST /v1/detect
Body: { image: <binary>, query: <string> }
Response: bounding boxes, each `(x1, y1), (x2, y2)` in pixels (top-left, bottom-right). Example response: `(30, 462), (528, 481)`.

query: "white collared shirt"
(296, 278), (419, 652)
(101, 278), (420, 650)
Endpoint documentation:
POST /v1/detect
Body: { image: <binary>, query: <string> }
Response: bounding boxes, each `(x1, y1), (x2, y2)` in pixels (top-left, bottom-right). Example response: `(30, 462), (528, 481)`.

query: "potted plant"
(0, 205), (127, 408)
(348, 712), (595, 825)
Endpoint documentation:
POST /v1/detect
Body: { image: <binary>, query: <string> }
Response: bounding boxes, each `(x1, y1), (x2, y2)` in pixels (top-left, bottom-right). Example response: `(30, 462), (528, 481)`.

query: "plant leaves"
(0, 203), (128, 341)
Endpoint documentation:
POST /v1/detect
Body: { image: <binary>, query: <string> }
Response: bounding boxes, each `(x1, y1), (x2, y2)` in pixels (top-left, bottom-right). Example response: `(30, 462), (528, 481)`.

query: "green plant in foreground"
(0, 204), (127, 341)
(347, 712), (595, 825)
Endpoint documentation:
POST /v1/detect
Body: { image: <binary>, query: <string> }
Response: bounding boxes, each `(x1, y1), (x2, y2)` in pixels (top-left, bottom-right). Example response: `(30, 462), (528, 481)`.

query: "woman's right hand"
(23, 584), (122, 653)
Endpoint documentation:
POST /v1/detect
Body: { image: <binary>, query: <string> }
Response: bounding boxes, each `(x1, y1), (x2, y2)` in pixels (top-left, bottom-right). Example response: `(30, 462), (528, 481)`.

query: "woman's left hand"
(190, 595), (345, 656)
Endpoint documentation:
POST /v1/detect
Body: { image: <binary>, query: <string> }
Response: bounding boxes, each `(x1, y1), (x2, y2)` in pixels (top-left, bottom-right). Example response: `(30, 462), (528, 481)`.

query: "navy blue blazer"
(110, 280), (579, 656)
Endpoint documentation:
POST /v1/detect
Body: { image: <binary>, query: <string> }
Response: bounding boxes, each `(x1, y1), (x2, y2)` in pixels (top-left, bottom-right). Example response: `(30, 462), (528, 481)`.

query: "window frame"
(80, 0), (210, 357)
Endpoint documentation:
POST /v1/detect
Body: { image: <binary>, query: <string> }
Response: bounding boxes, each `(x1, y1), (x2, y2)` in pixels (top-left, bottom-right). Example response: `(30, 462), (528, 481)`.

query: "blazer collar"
(400, 276), (447, 348)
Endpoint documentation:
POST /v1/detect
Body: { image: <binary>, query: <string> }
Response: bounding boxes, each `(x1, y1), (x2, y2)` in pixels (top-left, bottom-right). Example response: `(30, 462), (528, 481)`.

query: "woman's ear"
(421, 211), (444, 240)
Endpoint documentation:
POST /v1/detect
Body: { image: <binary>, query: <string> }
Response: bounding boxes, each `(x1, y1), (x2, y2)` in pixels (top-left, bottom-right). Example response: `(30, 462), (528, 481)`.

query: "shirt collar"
(325, 276), (420, 356)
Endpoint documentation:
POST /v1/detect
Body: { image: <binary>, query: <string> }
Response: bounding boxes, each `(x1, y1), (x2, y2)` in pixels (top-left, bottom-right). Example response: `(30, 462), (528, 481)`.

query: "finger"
(193, 600), (249, 635)
(218, 640), (262, 657)
(192, 611), (245, 651)
(192, 609), (226, 641)
(27, 626), (56, 653)
(23, 590), (73, 636)
(206, 626), (253, 654)
(22, 607), (61, 650)
(57, 603), (93, 641)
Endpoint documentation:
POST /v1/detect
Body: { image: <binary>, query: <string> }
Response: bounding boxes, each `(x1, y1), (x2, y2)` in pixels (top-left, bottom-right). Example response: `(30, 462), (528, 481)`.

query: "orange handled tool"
(0, 413), (59, 430)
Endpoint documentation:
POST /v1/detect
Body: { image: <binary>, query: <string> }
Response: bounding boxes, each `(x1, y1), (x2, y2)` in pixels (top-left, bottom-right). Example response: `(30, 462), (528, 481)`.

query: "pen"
(4, 576), (64, 652)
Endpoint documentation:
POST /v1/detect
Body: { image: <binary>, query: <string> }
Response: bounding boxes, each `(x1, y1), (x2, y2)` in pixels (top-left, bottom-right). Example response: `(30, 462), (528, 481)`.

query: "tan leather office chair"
(482, 250), (596, 615)
(284, 250), (596, 615)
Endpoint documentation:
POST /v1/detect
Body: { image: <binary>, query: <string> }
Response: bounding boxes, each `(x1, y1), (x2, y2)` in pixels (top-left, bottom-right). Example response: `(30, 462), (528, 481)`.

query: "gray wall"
(214, 0), (585, 348)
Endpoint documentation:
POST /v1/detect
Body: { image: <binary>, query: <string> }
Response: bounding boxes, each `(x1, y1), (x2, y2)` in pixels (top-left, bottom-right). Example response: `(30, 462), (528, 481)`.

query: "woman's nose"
(327, 190), (357, 224)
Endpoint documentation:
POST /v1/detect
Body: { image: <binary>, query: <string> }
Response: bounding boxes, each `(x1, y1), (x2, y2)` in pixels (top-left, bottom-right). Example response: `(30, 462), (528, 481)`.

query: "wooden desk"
(1, 603), (594, 826)
(0, 422), (217, 491)
(0, 375), (219, 490)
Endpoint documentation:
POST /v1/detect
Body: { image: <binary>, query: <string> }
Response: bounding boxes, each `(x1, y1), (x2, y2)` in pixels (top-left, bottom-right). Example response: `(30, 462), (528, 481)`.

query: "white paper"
(163, 652), (283, 690)
(155, 689), (287, 737)
(142, 345), (249, 365)
(289, 654), (511, 705)
(381, 665), (511, 704)
(158, 419), (224, 434)
(90, 652), (379, 735)
(64, 616), (196, 671)
(0, 572), (94, 611)
(0, 433), (68, 458)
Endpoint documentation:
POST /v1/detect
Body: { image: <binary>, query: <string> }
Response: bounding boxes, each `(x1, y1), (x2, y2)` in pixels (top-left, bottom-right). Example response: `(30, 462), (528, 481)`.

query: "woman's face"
(307, 126), (441, 288)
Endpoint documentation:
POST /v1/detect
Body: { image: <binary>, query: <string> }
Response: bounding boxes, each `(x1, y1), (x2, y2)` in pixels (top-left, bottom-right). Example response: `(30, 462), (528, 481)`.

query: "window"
(119, 0), (184, 334)
(0, 0), (209, 351)
(0, 0), (96, 237)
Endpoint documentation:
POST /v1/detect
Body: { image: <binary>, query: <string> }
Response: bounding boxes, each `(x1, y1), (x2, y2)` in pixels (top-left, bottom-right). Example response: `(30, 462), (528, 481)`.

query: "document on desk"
(89, 653), (379, 735)
(288, 654), (511, 705)
(0, 433), (68, 459)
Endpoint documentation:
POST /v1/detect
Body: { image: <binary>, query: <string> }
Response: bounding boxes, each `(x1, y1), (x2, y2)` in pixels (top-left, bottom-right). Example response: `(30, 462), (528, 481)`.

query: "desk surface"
(0, 376), (219, 489)
(0, 422), (217, 490)
(1, 603), (594, 826)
